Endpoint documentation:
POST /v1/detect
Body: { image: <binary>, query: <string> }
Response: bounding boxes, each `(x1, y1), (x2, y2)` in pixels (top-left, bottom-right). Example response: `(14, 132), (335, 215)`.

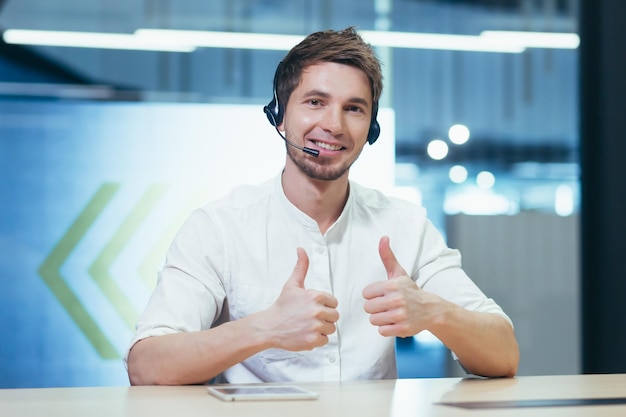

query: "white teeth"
(314, 141), (342, 151)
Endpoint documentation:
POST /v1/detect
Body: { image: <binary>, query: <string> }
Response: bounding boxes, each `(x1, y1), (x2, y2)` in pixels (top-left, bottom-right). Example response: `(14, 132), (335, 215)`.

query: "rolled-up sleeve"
(124, 208), (227, 364)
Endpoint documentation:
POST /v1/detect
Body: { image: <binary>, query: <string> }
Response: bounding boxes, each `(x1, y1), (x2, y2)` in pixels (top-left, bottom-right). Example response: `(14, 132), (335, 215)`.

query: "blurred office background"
(1, 0), (624, 388)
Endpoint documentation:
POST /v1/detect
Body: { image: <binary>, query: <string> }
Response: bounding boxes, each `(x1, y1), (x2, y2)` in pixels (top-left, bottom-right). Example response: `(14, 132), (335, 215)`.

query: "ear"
(277, 108), (286, 131)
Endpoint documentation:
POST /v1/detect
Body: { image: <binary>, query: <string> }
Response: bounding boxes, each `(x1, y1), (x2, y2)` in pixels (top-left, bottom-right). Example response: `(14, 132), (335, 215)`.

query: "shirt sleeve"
(124, 208), (228, 364)
(414, 218), (513, 327)
(409, 218), (514, 371)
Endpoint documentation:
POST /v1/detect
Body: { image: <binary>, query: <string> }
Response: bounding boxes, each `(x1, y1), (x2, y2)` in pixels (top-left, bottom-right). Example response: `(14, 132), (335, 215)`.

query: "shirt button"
(328, 355), (336, 363)
(316, 246), (326, 254)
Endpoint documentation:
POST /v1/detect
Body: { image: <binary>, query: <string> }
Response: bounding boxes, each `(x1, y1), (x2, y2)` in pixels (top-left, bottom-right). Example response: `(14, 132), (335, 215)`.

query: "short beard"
(285, 144), (354, 181)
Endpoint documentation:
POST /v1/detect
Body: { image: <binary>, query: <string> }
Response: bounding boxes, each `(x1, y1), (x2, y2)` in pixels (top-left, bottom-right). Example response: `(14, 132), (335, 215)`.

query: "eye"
(308, 99), (322, 106)
(347, 105), (364, 113)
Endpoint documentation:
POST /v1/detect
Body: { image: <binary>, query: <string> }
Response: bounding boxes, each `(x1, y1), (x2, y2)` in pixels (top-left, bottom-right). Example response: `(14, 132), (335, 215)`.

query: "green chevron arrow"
(88, 184), (168, 330)
(38, 183), (121, 359)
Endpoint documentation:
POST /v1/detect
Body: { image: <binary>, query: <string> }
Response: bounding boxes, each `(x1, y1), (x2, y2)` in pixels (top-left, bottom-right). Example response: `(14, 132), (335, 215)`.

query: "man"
(126, 27), (519, 385)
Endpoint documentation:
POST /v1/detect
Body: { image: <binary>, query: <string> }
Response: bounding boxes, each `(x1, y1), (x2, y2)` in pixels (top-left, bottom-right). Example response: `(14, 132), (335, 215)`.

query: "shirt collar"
(275, 173), (354, 235)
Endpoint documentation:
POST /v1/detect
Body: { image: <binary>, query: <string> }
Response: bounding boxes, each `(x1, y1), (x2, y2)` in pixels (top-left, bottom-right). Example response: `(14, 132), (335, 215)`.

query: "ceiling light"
(2, 28), (579, 53)
(427, 139), (449, 160)
(448, 124), (470, 145)
(2, 29), (196, 52)
(480, 30), (580, 49)
(476, 171), (496, 189)
(135, 29), (303, 51)
(360, 30), (525, 53)
(136, 29), (525, 53)
(449, 165), (469, 184)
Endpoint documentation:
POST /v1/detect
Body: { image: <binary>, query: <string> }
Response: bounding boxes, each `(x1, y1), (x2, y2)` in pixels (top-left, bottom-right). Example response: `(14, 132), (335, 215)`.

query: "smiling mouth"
(312, 140), (344, 151)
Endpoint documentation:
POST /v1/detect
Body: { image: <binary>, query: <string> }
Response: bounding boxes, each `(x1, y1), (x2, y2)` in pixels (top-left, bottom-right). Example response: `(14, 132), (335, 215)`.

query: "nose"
(319, 105), (345, 136)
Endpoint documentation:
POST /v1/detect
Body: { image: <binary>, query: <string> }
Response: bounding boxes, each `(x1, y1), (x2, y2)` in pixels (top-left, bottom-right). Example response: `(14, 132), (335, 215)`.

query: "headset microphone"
(273, 126), (320, 157)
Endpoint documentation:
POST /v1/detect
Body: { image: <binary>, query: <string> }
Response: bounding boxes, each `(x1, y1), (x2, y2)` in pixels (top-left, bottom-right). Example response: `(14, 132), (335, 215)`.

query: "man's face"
(280, 62), (374, 181)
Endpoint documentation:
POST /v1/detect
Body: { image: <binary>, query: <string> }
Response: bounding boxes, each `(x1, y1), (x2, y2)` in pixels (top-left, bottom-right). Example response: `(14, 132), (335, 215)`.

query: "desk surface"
(2, 374), (626, 417)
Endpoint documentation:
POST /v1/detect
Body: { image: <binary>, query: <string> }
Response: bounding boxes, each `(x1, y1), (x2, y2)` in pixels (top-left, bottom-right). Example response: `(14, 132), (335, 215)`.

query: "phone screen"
(208, 385), (319, 401)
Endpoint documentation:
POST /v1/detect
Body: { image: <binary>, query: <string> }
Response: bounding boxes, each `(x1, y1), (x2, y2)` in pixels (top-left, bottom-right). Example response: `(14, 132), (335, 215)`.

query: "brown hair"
(276, 27), (383, 113)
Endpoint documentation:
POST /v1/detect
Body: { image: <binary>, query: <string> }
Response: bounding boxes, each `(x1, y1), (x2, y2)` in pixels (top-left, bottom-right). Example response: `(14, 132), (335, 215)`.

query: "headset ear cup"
(264, 62), (284, 127)
(367, 120), (380, 145)
(263, 98), (282, 127)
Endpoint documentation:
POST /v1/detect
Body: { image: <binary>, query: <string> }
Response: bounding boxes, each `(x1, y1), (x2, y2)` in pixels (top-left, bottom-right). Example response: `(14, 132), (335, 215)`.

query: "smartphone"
(207, 384), (319, 401)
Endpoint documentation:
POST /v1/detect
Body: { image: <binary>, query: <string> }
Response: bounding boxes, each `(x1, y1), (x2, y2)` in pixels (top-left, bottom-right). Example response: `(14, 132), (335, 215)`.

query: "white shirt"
(127, 173), (511, 383)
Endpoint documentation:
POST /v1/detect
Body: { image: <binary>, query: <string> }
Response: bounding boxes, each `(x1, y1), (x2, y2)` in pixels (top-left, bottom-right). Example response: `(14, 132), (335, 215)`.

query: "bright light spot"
(427, 139), (448, 160)
(555, 184), (574, 216)
(476, 171), (496, 189)
(448, 124), (470, 144)
(449, 165), (468, 183)
(444, 189), (519, 215)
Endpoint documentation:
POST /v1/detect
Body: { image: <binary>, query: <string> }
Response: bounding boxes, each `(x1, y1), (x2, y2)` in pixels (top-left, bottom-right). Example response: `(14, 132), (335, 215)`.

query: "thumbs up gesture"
(264, 247), (340, 351)
(362, 236), (441, 338)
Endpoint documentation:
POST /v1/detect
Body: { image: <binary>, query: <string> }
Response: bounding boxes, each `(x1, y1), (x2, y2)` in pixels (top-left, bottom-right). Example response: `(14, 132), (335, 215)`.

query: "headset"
(263, 62), (381, 156)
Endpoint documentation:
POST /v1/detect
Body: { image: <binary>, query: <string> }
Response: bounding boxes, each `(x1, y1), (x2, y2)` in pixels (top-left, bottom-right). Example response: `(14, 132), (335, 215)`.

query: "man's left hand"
(362, 236), (447, 338)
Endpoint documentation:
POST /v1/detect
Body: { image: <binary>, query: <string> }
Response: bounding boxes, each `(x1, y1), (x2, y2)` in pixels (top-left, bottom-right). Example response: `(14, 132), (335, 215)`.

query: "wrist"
(244, 310), (279, 351)
(427, 296), (460, 336)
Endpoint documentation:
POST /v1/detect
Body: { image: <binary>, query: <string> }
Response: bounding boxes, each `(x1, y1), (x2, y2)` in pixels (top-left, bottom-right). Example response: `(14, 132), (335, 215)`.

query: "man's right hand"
(260, 247), (339, 351)
(128, 248), (338, 385)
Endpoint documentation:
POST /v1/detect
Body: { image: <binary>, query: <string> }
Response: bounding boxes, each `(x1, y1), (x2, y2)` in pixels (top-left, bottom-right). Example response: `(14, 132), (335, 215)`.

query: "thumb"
(285, 247), (309, 288)
(378, 236), (408, 280)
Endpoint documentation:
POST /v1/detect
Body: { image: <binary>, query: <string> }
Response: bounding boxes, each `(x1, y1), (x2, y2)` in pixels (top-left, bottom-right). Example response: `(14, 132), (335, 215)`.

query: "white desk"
(1, 374), (626, 416)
